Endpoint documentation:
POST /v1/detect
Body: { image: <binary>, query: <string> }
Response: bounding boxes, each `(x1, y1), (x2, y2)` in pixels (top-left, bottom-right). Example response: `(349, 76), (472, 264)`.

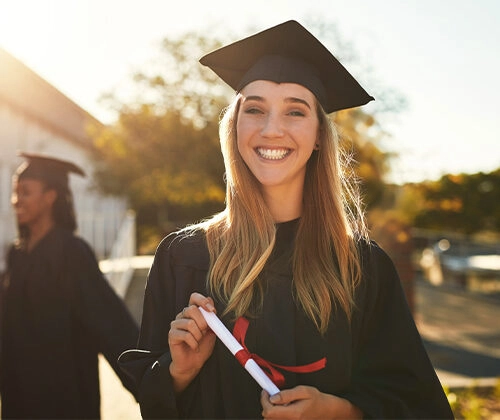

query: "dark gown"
(0, 226), (139, 419)
(119, 220), (453, 419)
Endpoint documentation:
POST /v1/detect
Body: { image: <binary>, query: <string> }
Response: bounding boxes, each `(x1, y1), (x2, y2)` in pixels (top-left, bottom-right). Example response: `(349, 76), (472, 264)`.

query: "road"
(414, 278), (500, 388)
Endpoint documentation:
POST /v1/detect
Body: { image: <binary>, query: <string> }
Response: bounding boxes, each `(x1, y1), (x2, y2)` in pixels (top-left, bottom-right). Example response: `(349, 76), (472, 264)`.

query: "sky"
(1, 0), (499, 184)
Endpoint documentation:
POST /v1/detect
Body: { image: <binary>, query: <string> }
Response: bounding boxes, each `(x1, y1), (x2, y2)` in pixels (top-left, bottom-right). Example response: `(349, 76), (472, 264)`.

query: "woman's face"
(236, 80), (319, 197)
(11, 178), (55, 228)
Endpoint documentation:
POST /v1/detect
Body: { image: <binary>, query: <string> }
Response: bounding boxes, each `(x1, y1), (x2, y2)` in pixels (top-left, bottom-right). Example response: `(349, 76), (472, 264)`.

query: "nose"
(260, 112), (284, 138)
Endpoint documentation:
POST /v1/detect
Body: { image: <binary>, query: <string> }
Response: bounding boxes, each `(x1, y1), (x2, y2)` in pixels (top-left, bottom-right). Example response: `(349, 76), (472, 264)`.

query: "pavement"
(413, 277), (500, 389)
(98, 257), (500, 419)
(99, 356), (141, 420)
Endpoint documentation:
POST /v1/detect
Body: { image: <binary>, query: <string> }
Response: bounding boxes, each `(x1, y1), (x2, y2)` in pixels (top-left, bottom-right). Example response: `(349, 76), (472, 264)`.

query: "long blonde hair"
(191, 94), (368, 334)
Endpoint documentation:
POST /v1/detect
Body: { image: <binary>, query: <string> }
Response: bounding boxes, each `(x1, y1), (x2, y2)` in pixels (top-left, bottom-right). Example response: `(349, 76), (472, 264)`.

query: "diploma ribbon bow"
(232, 316), (327, 388)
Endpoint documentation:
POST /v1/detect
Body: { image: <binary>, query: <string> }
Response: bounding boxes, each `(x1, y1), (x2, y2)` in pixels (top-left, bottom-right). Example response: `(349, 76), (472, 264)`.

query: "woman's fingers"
(169, 292), (216, 351)
(177, 304), (209, 332)
(168, 319), (203, 350)
(168, 293), (218, 395)
(168, 326), (196, 350)
(188, 292), (216, 313)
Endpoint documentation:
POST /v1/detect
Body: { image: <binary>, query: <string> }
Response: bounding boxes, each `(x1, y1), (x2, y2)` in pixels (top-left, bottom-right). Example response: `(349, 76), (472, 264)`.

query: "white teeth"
(256, 148), (290, 160)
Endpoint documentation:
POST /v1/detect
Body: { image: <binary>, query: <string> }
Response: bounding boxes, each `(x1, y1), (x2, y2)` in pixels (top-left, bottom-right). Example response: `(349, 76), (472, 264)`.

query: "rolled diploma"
(199, 307), (280, 396)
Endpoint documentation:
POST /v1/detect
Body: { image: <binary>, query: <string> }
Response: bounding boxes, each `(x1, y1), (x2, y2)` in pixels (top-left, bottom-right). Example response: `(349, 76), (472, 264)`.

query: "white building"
(0, 47), (135, 294)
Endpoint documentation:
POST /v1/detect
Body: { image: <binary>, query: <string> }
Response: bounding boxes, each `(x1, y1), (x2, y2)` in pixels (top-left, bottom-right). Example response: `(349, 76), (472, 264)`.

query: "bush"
(445, 379), (500, 419)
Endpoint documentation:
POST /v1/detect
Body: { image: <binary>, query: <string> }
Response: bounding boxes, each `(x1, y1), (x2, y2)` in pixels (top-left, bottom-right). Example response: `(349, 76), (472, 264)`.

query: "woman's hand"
(261, 385), (362, 419)
(168, 292), (217, 393)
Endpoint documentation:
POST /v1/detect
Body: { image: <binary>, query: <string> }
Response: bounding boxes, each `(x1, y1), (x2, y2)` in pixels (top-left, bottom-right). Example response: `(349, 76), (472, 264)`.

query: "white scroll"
(199, 307), (280, 396)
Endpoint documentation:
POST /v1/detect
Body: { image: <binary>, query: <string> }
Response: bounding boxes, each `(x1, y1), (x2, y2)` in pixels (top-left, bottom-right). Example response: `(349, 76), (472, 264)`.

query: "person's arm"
(167, 293), (216, 394)
(69, 238), (139, 397)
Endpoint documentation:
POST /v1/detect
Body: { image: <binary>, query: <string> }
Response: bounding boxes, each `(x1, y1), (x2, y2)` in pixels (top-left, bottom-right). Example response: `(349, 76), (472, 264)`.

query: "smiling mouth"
(256, 148), (291, 160)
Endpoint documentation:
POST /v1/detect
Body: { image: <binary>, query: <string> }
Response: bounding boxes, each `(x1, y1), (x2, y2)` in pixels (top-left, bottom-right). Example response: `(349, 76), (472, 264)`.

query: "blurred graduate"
(120, 21), (453, 419)
(0, 153), (139, 419)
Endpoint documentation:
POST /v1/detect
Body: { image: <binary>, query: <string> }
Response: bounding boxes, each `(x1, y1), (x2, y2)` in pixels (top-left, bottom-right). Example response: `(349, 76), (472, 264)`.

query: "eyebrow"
(243, 95), (312, 110)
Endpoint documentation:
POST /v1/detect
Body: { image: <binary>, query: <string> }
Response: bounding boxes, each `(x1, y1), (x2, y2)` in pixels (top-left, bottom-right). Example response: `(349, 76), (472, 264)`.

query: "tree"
(92, 105), (224, 206)
(334, 108), (390, 208)
(307, 19), (405, 208)
(91, 32), (230, 243)
(395, 169), (500, 235)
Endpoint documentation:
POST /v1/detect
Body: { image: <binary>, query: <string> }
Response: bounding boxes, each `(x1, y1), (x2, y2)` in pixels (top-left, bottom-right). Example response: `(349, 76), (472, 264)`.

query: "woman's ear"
(43, 188), (58, 208)
(314, 132), (321, 150)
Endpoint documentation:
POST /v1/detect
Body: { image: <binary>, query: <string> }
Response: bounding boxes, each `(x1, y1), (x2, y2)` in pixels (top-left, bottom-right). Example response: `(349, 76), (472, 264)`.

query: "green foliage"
(334, 108), (389, 208)
(397, 169), (500, 234)
(93, 105), (225, 207)
(444, 381), (500, 419)
(91, 31), (230, 230)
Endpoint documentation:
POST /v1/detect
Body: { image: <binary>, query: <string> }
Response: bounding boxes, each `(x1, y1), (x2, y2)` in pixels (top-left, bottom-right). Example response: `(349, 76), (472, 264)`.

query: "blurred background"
(1, 0), (499, 418)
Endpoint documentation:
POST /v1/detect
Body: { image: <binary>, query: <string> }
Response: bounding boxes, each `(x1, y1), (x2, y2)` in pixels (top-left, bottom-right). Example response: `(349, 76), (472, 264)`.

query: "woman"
(120, 21), (453, 419)
(0, 153), (139, 419)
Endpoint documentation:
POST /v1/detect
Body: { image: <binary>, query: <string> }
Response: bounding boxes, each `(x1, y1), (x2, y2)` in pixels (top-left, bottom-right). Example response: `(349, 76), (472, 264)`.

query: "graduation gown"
(0, 226), (139, 419)
(119, 220), (453, 419)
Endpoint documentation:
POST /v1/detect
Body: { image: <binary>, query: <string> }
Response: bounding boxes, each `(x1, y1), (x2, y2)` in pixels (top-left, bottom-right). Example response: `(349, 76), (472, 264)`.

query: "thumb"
(269, 391), (289, 405)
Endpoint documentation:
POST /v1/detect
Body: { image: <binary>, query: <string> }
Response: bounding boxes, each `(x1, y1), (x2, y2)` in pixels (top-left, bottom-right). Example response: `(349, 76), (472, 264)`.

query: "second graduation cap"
(15, 152), (86, 188)
(200, 20), (374, 114)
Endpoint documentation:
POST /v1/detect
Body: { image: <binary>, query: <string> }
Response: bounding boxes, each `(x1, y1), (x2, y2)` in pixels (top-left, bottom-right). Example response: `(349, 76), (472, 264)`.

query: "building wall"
(0, 101), (129, 271)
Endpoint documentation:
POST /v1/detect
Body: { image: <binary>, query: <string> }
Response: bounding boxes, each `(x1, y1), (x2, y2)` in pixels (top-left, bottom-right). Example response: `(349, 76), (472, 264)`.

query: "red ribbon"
(232, 316), (327, 388)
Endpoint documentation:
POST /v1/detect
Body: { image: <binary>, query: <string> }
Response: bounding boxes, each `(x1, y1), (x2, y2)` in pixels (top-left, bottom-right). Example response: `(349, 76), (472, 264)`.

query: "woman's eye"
(288, 110), (305, 117)
(243, 107), (263, 115)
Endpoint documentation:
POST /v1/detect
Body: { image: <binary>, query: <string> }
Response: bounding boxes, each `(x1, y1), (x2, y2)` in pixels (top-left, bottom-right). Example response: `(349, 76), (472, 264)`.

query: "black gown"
(119, 220), (453, 419)
(0, 226), (139, 419)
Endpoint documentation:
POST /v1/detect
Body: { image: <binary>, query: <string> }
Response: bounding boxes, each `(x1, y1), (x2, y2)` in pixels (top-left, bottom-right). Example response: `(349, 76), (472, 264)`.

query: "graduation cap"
(199, 20), (374, 113)
(15, 152), (86, 188)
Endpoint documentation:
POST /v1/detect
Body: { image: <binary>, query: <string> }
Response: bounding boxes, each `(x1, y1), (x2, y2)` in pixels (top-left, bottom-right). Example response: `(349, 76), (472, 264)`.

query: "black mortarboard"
(199, 20), (374, 113)
(15, 152), (86, 188)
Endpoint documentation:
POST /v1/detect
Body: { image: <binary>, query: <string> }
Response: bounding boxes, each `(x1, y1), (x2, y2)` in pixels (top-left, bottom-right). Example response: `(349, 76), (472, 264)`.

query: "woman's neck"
(262, 184), (303, 223)
(26, 219), (55, 253)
